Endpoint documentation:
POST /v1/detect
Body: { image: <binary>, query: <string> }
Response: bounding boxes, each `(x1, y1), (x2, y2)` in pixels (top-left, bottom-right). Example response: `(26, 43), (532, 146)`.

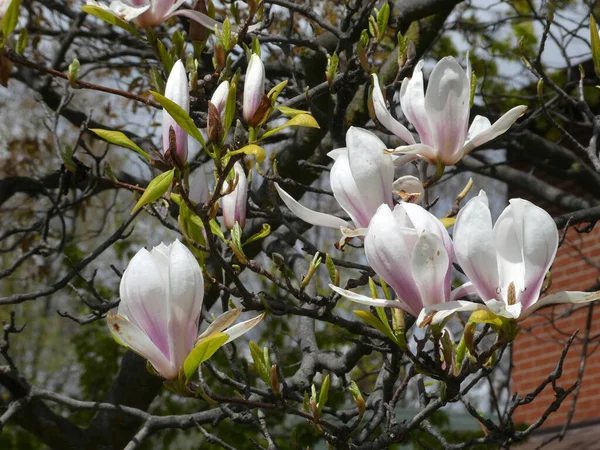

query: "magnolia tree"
(2, 0), (600, 449)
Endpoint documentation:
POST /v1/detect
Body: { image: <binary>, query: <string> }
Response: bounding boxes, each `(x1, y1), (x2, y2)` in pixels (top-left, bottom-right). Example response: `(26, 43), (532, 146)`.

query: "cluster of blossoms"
(278, 56), (600, 332)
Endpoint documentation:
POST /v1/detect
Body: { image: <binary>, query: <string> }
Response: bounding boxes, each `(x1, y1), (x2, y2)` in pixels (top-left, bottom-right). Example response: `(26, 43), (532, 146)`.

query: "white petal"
(107, 312), (176, 379)
(424, 57), (471, 166)
(399, 60), (432, 145)
(210, 81), (230, 118)
(454, 192), (500, 303)
(390, 144), (438, 163)
(222, 162), (248, 230)
(223, 312), (265, 344)
(163, 60), (189, 161)
(108, 1), (150, 21)
(169, 8), (228, 30)
(392, 175), (424, 204)
(243, 54), (266, 124)
(167, 240), (205, 369)
(330, 153), (372, 227)
(371, 74), (416, 144)
(189, 167), (210, 204)
(483, 299), (522, 320)
(417, 300), (484, 328)
(364, 205), (422, 315)
(329, 285), (413, 313)
(462, 106), (527, 156)
(449, 281), (477, 301)
(411, 232), (450, 307)
(198, 308), (242, 341)
(119, 247), (170, 357)
(399, 203), (454, 261)
(346, 127), (394, 220)
(327, 148), (346, 161)
(275, 183), (350, 229)
(519, 291), (600, 321)
(495, 199), (558, 310)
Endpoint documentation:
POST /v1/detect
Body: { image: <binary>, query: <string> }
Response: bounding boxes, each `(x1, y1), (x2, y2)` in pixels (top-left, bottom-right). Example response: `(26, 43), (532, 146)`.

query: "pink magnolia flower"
(107, 240), (262, 380)
(163, 60), (189, 163)
(276, 127), (419, 237)
(330, 203), (454, 317)
(418, 191), (600, 326)
(86, 0), (224, 30)
(222, 162), (248, 230)
(371, 57), (527, 166)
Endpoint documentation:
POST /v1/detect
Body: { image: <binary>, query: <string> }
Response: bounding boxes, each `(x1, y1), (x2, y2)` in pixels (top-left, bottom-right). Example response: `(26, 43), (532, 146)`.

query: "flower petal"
(168, 8), (228, 30)
(483, 299), (521, 319)
(346, 127), (394, 220)
(449, 281), (477, 301)
(461, 105), (527, 156)
(222, 162), (248, 230)
(519, 291), (600, 321)
(163, 60), (190, 161)
(329, 285), (413, 313)
(392, 175), (424, 204)
(417, 300), (485, 328)
(198, 308), (242, 341)
(243, 54), (266, 124)
(424, 57), (471, 166)
(107, 312), (176, 379)
(411, 232), (450, 307)
(495, 198), (558, 310)
(189, 167), (210, 204)
(107, 1), (150, 21)
(390, 144), (438, 163)
(224, 312), (266, 344)
(275, 183), (350, 229)
(167, 240), (205, 370)
(454, 190), (500, 303)
(371, 74), (415, 144)
(210, 81), (230, 118)
(327, 148), (346, 161)
(399, 60), (431, 145)
(399, 203), (454, 261)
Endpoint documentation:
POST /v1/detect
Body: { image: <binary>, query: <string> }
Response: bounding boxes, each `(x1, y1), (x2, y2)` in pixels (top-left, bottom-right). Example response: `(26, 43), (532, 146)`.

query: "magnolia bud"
(222, 162), (248, 230)
(243, 54), (268, 127)
(163, 60), (190, 163)
(207, 102), (224, 144)
(210, 81), (230, 119)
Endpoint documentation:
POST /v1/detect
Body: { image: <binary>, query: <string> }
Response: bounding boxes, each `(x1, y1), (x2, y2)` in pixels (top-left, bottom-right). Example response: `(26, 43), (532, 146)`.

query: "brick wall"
(511, 226), (600, 427)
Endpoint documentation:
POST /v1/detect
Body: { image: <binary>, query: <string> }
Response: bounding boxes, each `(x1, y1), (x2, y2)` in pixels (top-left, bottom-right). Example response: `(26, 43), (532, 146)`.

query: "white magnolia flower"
(372, 57), (527, 166)
(222, 162), (248, 230)
(163, 60), (190, 163)
(418, 191), (600, 326)
(107, 240), (263, 380)
(243, 54), (266, 127)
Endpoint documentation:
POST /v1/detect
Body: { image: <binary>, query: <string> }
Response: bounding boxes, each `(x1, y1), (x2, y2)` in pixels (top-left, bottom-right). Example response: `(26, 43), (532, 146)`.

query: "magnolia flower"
(276, 127), (422, 238)
(207, 81), (230, 143)
(107, 240), (263, 380)
(211, 81), (230, 119)
(371, 57), (527, 166)
(86, 0), (225, 30)
(163, 60), (190, 163)
(189, 167), (210, 204)
(222, 162), (248, 230)
(418, 191), (600, 326)
(330, 203), (453, 317)
(243, 54), (266, 127)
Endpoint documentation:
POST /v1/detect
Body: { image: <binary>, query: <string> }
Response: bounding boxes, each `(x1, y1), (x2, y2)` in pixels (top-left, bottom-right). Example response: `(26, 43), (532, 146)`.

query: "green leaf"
(368, 15), (377, 39)
(209, 218), (226, 241)
(276, 105), (311, 117)
(228, 144), (266, 162)
(179, 201), (207, 261)
(267, 79), (288, 105)
(16, 28), (27, 54)
(592, 16), (600, 77)
(325, 254), (337, 284)
(183, 332), (229, 381)
(469, 71), (477, 108)
(150, 67), (166, 95)
(380, 278), (391, 300)
(81, 5), (140, 37)
(439, 217), (456, 229)
(455, 334), (468, 374)
(353, 310), (399, 346)
(249, 341), (270, 384)
(222, 17), (231, 50)
(89, 129), (151, 161)
(131, 169), (175, 214)
(229, 222), (248, 264)
(2, 0), (21, 39)
(260, 114), (320, 140)
(151, 91), (206, 148)
(317, 374), (330, 414)
(376, 3), (390, 39)
(243, 223), (271, 246)
(157, 39), (173, 74)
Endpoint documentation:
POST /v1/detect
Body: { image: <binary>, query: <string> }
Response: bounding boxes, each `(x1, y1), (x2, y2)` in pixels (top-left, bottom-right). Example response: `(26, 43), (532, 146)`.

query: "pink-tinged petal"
(163, 60), (190, 162)
(461, 106), (527, 156)
(411, 232), (450, 307)
(210, 81), (230, 119)
(330, 153), (372, 227)
(119, 247), (170, 357)
(365, 205), (422, 314)
(166, 240), (205, 369)
(519, 291), (600, 321)
(390, 144), (438, 164)
(222, 162), (248, 230)
(223, 312), (265, 344)
(392, 153), (421, 167)
(329, 285), (415, 314)
(495, 199), (558, 310)
(392, 175), (424, 204)
(107, 312), (177, 380)
(327, 147), (346, 161)
(107, 1), (150, 21)
(454, 191), (500, 303)
(424, 57), (471, 166)
(169, 8), (264, 32)
(275, 183), (350, 229)
(189, 167), (210, 204)
(346, 127), (394, 216)
(155, 0), (186, 17)
(371, 74), (415, 145)
(243, 54), (265, 124)
(400, 60), (432, 146)
(449, 281), (477, 301)
(417, 300), (485, 328)
(399, 203), (454, 262)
